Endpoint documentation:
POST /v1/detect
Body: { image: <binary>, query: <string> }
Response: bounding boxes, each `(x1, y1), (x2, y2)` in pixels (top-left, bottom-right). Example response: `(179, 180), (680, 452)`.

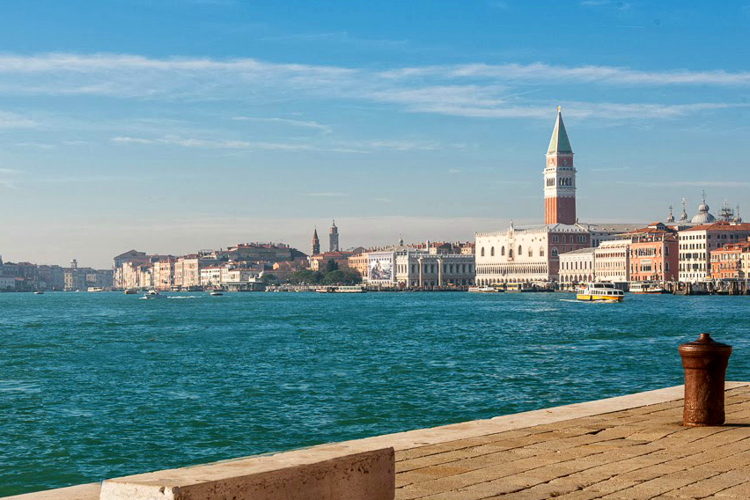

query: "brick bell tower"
(544, 106), (576, 225)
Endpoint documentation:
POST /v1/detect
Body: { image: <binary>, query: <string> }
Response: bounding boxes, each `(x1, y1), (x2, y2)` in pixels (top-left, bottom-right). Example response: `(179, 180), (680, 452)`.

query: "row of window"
(405, 263), (474, 274)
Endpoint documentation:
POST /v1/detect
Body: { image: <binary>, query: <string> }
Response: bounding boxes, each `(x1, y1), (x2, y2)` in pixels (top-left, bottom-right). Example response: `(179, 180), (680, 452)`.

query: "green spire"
(547, 106), (573, 154)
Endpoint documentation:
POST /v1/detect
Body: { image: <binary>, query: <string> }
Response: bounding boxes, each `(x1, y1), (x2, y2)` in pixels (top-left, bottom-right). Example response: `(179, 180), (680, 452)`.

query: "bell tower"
(544, 107), (576, 225)
(328, 219), (339, 252)
(312, 228), (320, 255)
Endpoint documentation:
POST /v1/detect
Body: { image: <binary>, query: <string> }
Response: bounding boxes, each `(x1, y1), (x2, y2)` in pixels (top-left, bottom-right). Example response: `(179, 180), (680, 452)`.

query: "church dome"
(691, 200), (716, 224)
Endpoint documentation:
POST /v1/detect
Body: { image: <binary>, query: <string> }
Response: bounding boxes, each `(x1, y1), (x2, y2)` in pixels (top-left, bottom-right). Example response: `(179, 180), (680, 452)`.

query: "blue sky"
(0, 0), (749, 267)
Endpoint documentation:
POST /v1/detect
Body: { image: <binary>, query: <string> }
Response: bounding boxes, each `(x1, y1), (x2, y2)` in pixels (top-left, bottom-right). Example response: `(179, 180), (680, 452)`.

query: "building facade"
(367, 249), (474, 288)
(627, 223), (679, 283)
(710, 239), (750, 280)
(558, 247), (595, 286)
(476, 224), (591, 285)
(678, 222), (750, 282)
(594, 240), (630, 284)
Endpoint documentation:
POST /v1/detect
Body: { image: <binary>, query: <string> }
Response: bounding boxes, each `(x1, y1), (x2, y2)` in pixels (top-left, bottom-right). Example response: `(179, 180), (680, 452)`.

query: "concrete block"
(3, 484), (101, 500)
(100, 446), (394, 500)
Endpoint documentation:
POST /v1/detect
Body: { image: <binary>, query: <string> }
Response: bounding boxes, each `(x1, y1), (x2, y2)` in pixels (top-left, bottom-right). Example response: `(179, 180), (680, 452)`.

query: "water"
(1, 291), (748, 495)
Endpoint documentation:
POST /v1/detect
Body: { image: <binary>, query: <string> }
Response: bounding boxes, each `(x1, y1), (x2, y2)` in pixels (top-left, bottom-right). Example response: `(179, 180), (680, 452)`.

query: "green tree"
(325, 259), (339, 273)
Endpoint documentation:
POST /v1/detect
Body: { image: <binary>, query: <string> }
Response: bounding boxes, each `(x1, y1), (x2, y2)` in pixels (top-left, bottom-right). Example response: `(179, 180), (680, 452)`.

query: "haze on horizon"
(0, 0), (748, 268)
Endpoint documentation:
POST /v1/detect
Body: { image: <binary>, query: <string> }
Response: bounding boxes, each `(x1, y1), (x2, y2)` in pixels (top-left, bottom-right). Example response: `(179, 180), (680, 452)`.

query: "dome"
(691, 201), (716, 224)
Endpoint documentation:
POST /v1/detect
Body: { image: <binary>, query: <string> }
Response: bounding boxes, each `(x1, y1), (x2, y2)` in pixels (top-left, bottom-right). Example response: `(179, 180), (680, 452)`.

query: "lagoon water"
(1, 291), (748, 495)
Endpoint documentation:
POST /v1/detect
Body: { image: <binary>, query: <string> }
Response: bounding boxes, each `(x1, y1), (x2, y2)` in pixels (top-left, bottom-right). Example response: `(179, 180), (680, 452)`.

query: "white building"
(0, 276), (16, 290)
(558, 247), (595, 286)
(475, 223), (591, 285)
(594, 240), (630, 284)
(678, 221), (750, 282)
(199, 266), (223, 287)
(368, 249), (474, 288)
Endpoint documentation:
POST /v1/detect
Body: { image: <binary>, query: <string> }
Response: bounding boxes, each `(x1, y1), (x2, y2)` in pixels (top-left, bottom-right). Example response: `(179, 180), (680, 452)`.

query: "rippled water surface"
(1, 291), (748, 495)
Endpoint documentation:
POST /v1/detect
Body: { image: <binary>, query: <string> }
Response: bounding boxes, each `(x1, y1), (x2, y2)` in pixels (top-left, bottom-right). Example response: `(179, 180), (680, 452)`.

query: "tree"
(325, 259), (339, 273)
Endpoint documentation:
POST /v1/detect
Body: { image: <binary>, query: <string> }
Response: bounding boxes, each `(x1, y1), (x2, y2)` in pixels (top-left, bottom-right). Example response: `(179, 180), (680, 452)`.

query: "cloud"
(379, 62), (750, 87)
(305, 192), (350, 198)
(231, 116), (332, 134)
(0, 53), (747, 126)
(111, 135), (449, 153)
(0, 111), (37, 128)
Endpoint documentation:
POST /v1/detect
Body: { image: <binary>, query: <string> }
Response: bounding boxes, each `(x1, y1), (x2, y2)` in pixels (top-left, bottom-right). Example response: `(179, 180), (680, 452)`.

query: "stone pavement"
(394, 385), (750, 500)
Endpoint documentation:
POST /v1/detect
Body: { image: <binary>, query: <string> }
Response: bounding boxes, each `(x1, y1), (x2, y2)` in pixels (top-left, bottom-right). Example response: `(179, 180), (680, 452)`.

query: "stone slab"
(3, 484), (101, 500)
(100, 446), (394, 500)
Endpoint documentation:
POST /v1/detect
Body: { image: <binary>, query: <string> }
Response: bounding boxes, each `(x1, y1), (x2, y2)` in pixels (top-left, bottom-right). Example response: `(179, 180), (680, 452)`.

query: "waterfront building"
(311, 228), (320, 256)
(199, 266), (223, 287)
(113, 250), (150, 289)
(558, 247), (595, 286)
(678, 221), (750, 282)
(710, 238), (750, 280)
(0, 276), (15, 290)
(152, 257), (176, 291)
(368, 248), (474, 288)
(329, 220), (339, 252)
(593, 239), (630, 284)
(309, 251), (353, 272)
(346, 251), (370, 277)
(219, 243), (302, 263)
(626, 223), (679, 283)
(476, 223), (591, 285)
(174, 255), (201, 289)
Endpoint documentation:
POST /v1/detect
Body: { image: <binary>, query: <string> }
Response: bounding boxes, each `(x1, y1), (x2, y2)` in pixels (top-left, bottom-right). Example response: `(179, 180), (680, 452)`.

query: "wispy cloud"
(231, 116), (332, 134)
(305, 192), (350, 198)
(0, 111), (37, 128)
(0, 53), (747, 125)
(111, 135), (449, 153)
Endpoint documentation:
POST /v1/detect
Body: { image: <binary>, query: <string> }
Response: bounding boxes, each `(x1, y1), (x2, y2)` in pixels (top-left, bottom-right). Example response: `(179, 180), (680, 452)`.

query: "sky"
(0, 0), (749, 267)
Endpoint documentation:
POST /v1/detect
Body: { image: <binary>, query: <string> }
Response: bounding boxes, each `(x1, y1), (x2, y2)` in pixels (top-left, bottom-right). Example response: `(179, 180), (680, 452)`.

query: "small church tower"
(544, 107), (576, 225)
(329, 220), (339, 252)
(311, 228), (320, 255)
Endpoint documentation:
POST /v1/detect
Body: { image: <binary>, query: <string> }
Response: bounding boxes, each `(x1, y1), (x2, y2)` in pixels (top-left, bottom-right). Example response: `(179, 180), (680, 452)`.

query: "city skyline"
(0, 1), (749, 267)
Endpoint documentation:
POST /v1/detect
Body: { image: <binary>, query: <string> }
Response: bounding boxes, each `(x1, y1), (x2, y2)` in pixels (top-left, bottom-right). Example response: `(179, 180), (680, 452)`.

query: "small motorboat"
(467, 286), (500, 293)
(34, 291), (44, 295)
(629, 282), (667, 294)
(140, 290), (165, 300)
(209, 290), (223, 296)
(576, 283), (624, 303)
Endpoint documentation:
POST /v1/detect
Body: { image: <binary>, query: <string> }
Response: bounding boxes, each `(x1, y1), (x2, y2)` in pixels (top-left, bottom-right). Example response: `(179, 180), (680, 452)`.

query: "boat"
(629, 282), (667, 294)
(333, 286), (366, 293)
(468, 286), (500, 293)
(209, 290), (224, 296)
(140, 290), (166, 300)
(123, 289), (138, 295)
(314, 285), (366, 293)
(576, 283), (624, 303)
(505, 282), (535, 293)
(87, 287), (104, 293)
(34, 291), (44, 295)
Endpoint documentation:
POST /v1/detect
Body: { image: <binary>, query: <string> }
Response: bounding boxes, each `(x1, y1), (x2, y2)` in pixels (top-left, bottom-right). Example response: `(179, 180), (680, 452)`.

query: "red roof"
(683, 222), (750, 232)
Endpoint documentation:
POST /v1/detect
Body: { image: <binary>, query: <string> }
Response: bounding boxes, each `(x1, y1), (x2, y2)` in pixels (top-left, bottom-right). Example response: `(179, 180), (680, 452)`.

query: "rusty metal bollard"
(678, 333), (732, 426)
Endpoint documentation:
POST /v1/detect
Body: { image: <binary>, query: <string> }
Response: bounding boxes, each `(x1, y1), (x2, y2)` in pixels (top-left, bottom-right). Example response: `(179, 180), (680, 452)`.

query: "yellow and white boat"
(576, 282), (624, 303)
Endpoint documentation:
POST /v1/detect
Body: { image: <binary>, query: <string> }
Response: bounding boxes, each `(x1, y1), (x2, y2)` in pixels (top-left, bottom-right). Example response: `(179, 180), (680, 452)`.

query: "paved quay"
(7, 383), (750, 500)
(394, 384), (750, 500)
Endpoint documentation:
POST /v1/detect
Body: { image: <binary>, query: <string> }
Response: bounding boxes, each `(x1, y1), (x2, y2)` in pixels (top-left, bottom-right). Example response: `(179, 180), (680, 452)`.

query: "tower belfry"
(328, 219), (339, 252)
(544, 107), (576, 225)
(312, 228), (320, 255)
